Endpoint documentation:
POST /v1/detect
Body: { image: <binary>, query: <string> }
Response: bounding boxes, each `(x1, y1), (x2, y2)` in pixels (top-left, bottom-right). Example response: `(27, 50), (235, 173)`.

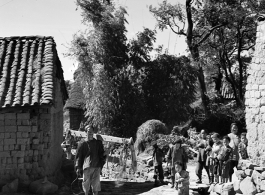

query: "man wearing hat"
(75, 125), (105, 195)
(166, 137), (188, 188)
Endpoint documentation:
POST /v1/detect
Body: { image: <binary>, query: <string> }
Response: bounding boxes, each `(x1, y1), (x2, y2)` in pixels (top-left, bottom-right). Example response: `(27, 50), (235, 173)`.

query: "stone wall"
(245, 17), (265, 164)
(0, 80), (64, 185)
(0, 109), (52, 185)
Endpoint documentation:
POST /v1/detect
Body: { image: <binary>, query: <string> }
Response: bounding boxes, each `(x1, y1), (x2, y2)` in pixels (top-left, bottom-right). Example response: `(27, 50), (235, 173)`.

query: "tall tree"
(69, 0), (198, 137)
(198, 0), (260, 105)
(150, 0), (227, 113)
(69, 0), (129, 134)
(142, 55), (197, 127)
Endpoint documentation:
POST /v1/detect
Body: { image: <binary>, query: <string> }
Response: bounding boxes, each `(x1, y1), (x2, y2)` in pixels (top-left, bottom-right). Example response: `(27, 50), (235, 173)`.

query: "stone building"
(64, 71), (85, 130)
(245, 16), (265, 163)
(0, 36), (68, 185)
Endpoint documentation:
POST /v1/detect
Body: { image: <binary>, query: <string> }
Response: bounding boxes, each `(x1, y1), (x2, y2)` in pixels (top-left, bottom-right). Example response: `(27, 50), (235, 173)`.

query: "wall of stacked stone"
(245, 17), (265, 164)
(0, 108), (53, 185)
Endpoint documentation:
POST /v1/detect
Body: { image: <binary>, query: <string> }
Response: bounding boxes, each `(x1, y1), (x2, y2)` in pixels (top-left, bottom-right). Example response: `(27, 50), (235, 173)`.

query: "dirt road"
(63, 161), (209, 195)
(1, 161), (209, 195)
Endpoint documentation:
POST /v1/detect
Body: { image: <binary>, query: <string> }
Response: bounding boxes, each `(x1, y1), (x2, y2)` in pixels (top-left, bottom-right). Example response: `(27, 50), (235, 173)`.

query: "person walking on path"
(75, 125), (105, 195)
(166, 138), (188, 188)
(228, 123), (240, 182)
(195, 129), (210, 184)
(152, 141), (166, 186)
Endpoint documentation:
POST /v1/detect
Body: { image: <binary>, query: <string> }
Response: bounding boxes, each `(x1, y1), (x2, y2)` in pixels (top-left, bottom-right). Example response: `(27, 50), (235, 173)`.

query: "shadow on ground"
(69, 180), (156, 195)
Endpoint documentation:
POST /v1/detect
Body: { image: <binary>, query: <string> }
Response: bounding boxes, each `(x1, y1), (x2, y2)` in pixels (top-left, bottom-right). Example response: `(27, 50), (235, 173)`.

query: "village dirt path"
(99, 162), (209, 195)
(0, 162), (209, 195)
(59, 161), (209, 195)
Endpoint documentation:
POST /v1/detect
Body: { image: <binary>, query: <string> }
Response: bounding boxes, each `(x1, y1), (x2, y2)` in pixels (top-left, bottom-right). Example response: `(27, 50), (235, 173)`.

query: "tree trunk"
(186, 0), (209, 114)
(223, 52), (242, 106)
(190, 48), (209, 113)
(237, 31), (244, 101)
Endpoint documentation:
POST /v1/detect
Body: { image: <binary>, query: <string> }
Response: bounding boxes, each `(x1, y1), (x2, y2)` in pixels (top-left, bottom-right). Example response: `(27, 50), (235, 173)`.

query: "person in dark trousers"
(228, 123), (240, 182)
(152, 141), (166, 186)
(205, 133), (214, 184)
(195, 129), (210, 184)
(75, 125), (105, 195)
(217, 136), (233, 184)
(166, 138), (188, 188)
(238, 132), (248, 160)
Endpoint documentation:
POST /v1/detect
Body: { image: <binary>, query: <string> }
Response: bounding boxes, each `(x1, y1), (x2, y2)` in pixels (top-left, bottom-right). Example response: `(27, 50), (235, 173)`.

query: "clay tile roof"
(0, 36), (68, 108)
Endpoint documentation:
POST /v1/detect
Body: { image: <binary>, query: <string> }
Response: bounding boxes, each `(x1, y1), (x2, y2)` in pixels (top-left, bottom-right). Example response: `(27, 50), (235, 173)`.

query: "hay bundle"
(134, 119), (168, 154)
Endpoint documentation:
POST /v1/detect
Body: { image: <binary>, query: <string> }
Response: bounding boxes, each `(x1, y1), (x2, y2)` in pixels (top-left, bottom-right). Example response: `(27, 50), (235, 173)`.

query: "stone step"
(190, 183), (209, 190)
(254, 166), (265, 172)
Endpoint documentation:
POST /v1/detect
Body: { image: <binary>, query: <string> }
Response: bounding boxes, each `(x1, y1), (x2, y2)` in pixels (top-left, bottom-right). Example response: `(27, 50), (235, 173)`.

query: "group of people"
(152, 122), (248, 195)
(67, 122), (248, 195)
(194, 123), (248, 185)
(152, 137), (189, 195)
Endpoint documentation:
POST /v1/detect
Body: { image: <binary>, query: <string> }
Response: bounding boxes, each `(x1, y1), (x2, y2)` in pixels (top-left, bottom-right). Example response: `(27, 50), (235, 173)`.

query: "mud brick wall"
(0, 110), (50, 184)
(0, 80), (64, 185)
(245, 17), (265, 164)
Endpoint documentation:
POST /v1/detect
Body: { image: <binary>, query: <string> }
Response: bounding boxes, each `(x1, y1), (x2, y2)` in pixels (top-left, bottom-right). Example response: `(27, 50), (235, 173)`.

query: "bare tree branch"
(241, 44), (255, 51)
(197, 24), (227, 46)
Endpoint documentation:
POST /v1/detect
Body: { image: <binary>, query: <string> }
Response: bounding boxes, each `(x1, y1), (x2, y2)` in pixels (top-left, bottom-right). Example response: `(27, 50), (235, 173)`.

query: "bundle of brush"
(134, 120), (168, 155)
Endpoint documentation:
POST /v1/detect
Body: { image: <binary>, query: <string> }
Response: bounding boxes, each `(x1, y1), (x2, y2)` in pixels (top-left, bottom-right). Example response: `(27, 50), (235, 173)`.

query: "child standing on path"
(175, 161), (189, 195)
(166, 138), (188, 188)
(210, 133), (223, 183)
(217, 136), (233, 183)
(205, 134), (214, 184)
(238, 132), (248, 160)
(152, 142), (166, 187)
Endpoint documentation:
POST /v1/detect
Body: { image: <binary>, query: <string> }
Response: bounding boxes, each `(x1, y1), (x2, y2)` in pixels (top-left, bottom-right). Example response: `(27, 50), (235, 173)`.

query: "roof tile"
(0, 36), (68, 108)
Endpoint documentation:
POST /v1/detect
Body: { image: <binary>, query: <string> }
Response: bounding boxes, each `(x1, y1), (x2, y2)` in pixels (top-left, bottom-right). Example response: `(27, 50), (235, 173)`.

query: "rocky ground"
(59, 157), (210, 195)
(1, 157), (209, 195)
(1, 134), (211, 195)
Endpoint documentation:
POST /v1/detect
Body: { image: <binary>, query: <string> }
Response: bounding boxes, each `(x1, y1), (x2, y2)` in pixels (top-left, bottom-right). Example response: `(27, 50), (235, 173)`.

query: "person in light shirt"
(210, 133), (223, 183)
(75, 125), (105, 195)
(227, 123), (240, 182)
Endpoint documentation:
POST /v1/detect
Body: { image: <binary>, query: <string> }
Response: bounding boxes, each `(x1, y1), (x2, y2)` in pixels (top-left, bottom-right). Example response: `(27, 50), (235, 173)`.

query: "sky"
(0, 0), (187, 81)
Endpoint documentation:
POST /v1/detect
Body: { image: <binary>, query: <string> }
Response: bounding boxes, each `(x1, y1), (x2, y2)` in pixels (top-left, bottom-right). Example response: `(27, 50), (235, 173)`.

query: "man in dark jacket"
(166, 138), (188, 188)
(195, 129), (210, 184)
(75, 125), (105, 195)
(152, 142), (165, 186)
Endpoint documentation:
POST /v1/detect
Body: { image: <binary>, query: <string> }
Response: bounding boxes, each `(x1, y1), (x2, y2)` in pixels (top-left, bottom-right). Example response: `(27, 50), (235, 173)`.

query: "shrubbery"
(192, 99), (246, 136)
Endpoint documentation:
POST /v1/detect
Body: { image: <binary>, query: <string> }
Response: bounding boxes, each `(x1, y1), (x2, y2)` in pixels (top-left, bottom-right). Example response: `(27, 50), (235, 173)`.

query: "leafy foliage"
(142, 55), (197, 126)
(192, 100), (246, 136)
(198, 0), (258, 106)
(68, 0), (198, 137)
